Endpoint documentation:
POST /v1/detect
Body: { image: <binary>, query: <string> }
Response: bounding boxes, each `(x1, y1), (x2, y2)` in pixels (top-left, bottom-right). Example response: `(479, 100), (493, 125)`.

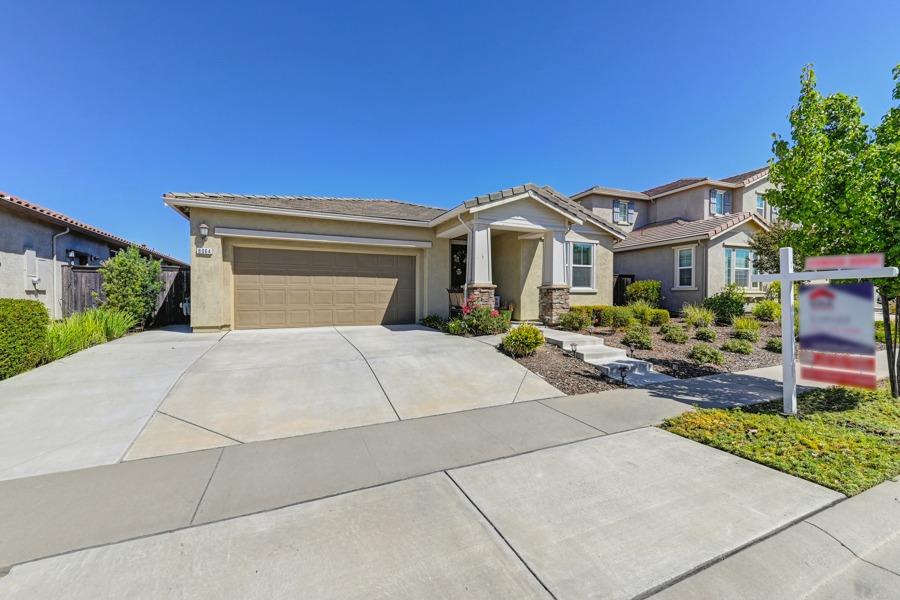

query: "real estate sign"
(798, 283), (876, 389)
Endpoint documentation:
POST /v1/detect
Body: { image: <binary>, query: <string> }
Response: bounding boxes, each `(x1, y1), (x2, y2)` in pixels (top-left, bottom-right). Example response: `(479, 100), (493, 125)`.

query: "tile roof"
(0, 192), (188, 266)
(571, 185), (650, 201)
(463, 183), (626, 239)
(615, 212), (767, 251)
(164, 192), (448, 222)
(720, 166), (769, 185)
(641, 178), (708, 197)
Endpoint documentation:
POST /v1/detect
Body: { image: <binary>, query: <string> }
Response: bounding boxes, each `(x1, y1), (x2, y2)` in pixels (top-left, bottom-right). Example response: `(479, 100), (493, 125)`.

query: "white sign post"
(752, 247), (898, 415)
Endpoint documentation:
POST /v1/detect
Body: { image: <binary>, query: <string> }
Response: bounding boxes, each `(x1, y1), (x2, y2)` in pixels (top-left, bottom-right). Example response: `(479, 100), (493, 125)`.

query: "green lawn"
(661, 385), (900, 496)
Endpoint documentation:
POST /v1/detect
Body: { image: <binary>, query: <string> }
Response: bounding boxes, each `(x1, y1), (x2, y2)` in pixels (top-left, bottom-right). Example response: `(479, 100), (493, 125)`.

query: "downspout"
(52, 227), (70, 319)
(457, 214), (472, 300)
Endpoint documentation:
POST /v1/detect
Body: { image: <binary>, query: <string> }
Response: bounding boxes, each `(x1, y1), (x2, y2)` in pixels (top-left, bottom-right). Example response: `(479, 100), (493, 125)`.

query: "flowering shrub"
(445, 295), (510, 336)
(502, 324), (545, 357)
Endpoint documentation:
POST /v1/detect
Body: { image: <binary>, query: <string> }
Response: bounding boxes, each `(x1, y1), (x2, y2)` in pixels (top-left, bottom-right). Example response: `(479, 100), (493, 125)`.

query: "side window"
(674, 246), (695, 288)
(569, 242), (595, 290)
(709, 189), (731, 215)
(756, 194), (766, 217)
(725, 248), (756, 288)
(612, 200), (631, 224)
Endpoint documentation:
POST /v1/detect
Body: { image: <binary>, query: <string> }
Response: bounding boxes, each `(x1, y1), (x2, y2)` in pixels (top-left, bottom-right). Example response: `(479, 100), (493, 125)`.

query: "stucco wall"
(490, 231), (522, 315)
(578, 193), (650, 232)
(649, 186), (708, 222)
(738, 178), (774, 219)
(188, 207), (448, 330)
(614, 241), (708, 312)
(0, 206), (113, 318)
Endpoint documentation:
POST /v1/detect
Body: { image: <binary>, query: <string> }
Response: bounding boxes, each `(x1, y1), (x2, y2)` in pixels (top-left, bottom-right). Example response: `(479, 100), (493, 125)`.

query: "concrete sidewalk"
(652, 477), (900, 599)
(0, 428), (841, 599)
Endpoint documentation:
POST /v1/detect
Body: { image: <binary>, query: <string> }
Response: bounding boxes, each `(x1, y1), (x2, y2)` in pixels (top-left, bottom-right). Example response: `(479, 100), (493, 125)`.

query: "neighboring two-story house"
(572, 167), (773, 312)
(0, 191), (188, 319)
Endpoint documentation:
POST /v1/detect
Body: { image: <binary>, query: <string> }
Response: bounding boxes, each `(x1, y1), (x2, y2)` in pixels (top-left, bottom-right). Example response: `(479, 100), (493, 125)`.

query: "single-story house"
(163, 184), (626, 331)
(0, 191), (188, 318)
(572, 167), (774, 311)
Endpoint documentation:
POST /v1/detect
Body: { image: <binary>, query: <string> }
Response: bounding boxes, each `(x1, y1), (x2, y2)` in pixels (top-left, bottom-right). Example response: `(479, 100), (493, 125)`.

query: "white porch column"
(542, 229), (567, 285)
(468, 221), (492, 285)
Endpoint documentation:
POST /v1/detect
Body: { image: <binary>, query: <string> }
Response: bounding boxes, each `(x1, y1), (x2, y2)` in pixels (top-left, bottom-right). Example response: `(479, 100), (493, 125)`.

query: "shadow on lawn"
(744, 385), (863, 415)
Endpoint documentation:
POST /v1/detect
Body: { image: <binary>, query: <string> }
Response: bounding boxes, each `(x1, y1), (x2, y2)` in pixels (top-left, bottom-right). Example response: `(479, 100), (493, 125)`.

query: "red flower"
(490, 310), (499, 318)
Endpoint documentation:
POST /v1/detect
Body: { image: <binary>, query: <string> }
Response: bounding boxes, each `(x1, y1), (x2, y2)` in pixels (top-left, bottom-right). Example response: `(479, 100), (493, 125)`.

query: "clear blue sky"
(3, 1), (899, 261)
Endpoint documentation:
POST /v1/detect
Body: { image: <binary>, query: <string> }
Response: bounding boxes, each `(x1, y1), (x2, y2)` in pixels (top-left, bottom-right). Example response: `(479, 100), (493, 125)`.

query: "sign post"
(752, 248), (898, 415)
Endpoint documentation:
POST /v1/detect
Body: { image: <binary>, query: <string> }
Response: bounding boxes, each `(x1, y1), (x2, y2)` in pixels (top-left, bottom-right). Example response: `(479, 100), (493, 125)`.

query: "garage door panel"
(234, 247), (415, 329)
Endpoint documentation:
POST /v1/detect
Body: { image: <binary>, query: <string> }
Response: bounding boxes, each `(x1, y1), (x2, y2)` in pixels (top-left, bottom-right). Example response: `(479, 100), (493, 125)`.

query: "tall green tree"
(766, 65), (900, 397)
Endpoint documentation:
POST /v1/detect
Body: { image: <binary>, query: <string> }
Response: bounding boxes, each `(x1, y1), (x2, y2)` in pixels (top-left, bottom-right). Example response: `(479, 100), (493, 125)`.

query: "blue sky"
(3, 1), (899, 261)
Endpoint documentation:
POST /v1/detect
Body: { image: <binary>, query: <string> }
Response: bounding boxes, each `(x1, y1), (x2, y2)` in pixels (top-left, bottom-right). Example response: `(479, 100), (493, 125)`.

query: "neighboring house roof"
(614, 212), (770, 252)
(641, 177), (708, 197)
(164, 192), (447, 223)
(570, 185), (650, 201)
(720, 166), (769, 185)
(573, 166), (770, 203)
(462, 183), (626, 240)
(0, 191), (188, 267)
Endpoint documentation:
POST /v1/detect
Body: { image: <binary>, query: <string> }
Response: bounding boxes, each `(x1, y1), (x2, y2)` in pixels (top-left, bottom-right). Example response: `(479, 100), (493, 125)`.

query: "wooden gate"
(61, 265), (190, 326)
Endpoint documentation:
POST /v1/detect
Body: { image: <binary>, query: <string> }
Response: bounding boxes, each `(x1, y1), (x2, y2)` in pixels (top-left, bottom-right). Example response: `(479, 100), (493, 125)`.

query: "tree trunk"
(881, 292), (899, 398)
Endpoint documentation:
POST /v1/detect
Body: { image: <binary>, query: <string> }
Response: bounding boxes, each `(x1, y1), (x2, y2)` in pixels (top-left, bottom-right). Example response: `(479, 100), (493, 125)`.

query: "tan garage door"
(233, 247), (416, 329)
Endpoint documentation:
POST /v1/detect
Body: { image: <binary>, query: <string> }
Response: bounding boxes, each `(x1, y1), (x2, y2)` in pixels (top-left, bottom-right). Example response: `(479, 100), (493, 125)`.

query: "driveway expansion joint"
(444, 470), (558, 600)
(190, 448), (225, 526)
(536, 399), (608, 434)
(805, 520), (900, 579)
(155, 410), (245, 445)
(332, 326), (401, 422)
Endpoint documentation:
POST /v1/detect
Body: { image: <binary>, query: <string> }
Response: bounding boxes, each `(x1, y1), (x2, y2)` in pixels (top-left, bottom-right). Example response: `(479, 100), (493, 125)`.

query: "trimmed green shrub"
(703, 284), (747, 325)
(45, 308), (136, 361)
(558, 310), (592, 332)
(752, 299), (781, 322)
(682, 304), (715, 328)
(627, 300), (654, 325)
(622, 322), (653, 349)
(694, 327), (717, 342)
(0, 299), (49, 380)
(765, 281), (781, 300)
(662, 324), (689, 344)
(722, 338), (754, 354)
(688, 343), (724, 365)
(658, 322), (677, 335)
(420, 314), (445, 330)
(445, 319), (468, 336)
(648, 308), (670, 326)
(597, 305), (634, 329)
(765, 337), (783, 352)
(502, 324), (545, 357)
(732, 316), (761, 342)
(98, 246), (164, 326)
(625, 280), (662, 306)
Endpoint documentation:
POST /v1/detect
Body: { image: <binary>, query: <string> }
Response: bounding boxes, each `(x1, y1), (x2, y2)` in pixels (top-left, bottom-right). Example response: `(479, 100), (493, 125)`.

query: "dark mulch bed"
(594, 319), (785, 378)
(514, 344), (622, 394)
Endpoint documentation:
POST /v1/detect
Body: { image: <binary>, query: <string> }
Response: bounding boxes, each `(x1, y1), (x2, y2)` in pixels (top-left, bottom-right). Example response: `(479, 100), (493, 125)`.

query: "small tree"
(767, 65), (900, 396)
(98, 247), (164, 327)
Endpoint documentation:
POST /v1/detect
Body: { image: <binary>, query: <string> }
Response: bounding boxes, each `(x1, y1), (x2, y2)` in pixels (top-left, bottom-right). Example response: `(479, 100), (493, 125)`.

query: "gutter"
(52, 227), (70, 319)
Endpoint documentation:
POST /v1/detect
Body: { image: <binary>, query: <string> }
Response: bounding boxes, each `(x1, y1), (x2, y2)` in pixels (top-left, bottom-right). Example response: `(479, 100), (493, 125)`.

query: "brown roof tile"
(0, 192), (188, 266)
(615, 212), (767, 251)
(720, 166), (769, 184)
(641, 177), (708, 197)
(164, 192), (448, 222)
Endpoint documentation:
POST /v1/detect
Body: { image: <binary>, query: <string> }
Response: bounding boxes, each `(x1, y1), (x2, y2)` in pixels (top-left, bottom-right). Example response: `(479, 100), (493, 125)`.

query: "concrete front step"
(576, 347), (628, 362)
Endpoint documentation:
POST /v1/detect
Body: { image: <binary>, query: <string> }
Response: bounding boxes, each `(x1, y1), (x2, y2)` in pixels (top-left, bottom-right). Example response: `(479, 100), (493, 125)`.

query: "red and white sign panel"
(805, 253), (884, 270)
(798, 350), (877, 372)
(799, 367), (877, 390)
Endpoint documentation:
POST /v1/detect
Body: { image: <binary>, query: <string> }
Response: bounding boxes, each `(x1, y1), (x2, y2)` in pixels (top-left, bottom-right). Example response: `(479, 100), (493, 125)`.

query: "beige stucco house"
(572, 167), (773, 311)
(0, 192), (186, 319)
(164, 184), (625, 332)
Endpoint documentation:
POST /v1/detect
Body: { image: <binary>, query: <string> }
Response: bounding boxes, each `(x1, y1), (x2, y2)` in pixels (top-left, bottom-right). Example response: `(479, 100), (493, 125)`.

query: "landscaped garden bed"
(661, 384), (900, 496)
(513, 344), (622, 394)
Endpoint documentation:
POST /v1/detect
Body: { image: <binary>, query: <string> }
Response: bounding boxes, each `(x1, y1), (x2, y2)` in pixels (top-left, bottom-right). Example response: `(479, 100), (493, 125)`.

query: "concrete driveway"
(0, 325), (560, 480)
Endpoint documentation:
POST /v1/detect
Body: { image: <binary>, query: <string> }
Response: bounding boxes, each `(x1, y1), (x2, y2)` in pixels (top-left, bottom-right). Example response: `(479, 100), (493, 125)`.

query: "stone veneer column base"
(539, 285), (570, 325)
(466, 284), (497, 309)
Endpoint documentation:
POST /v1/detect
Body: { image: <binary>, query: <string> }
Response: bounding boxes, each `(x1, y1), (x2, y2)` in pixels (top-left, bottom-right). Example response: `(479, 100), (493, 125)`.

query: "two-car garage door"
(233, 247), (416, 329)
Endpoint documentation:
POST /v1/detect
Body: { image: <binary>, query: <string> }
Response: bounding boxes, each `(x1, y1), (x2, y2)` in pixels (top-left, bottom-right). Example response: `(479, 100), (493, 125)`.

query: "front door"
(450, 243), (467, 290)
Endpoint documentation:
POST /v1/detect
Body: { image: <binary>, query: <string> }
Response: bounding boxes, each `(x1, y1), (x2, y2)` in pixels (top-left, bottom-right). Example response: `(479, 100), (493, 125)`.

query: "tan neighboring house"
(0, 191), (188, 319)
(572, 167), (774, 311)
(163, 184), (625, 331)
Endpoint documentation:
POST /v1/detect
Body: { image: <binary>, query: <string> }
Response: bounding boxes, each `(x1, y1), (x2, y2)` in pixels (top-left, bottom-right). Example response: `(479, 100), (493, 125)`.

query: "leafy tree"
(98, 247), (164, 327)
(766, 65), (900, 396)
(749, 220), (804, 274)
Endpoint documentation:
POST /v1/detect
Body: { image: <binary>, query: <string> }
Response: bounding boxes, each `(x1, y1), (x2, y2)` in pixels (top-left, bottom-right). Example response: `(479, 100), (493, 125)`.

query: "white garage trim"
(214, 227), (433, 248)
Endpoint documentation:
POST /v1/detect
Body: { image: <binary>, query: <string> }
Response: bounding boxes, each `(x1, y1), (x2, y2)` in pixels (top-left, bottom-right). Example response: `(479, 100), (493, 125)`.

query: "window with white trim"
(756, 194), (766, 217)
(674, 246), (695, 288)
(725, 248), (758, 288)
(711, 190), (728, 215)
(569, 242), (595, 290)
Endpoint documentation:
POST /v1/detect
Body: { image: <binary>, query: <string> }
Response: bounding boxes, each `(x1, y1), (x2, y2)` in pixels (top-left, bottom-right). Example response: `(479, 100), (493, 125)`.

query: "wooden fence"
(61, 265), (190, 327)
